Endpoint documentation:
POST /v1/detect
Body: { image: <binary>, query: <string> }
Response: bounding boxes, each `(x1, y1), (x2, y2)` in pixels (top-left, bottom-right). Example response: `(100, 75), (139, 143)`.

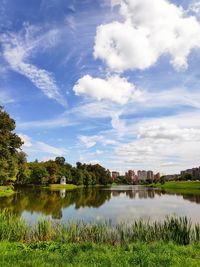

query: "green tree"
(45, 160), (59, 184)
(0, 106), (23, 185)
(16, 151), (31, 185)
(55, 157), (65, 166)
(29, 162), (48, 184)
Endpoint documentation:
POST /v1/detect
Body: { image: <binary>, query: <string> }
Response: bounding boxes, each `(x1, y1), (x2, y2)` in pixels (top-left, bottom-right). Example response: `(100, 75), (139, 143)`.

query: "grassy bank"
(0, 186), (15, 197)
(0, 241), (200, 267)
(148, 181), (200, 193)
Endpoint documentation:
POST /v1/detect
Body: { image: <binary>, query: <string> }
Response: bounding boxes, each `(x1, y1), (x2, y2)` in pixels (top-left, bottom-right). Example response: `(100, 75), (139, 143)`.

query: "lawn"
(148, 181), (200, 194)
(0, 241), (200, 267)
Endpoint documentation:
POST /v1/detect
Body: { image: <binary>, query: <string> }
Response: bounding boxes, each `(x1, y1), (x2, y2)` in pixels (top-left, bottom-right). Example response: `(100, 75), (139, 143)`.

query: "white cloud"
(112, 109), (200, 174)
(94, 0), (200, 72)
(79, 134), (117, 149)
(1, 24), (67, 106)
(111, 112), (126, 134)
(0, 90), (14, 104)
(189, 0), (200, 15)
(18, 133), (32, 148)
(138, 124), (200, 141)
(36, 141), (67, 156)
(73, 74), (143, 104)
(18, 133), (67, 156)
(79, 135), (103, 148)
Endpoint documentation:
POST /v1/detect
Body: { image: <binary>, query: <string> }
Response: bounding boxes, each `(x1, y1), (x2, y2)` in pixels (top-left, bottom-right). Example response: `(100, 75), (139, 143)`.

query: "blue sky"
(1, 0), (200, 174)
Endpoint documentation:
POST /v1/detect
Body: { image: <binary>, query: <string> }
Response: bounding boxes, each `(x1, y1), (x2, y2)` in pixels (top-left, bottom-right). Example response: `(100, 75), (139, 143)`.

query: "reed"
(0, 210), (199, 245)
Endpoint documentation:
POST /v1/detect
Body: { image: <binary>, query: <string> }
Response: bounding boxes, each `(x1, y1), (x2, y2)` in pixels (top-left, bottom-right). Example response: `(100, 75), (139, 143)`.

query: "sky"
(1, 0), (200, 175)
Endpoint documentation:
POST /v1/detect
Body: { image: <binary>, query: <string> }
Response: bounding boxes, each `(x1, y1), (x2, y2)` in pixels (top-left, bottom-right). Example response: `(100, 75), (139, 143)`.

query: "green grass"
(0, 186), (15, 197)
(148, 181), (200, 193)
(0, 241), (199, 267)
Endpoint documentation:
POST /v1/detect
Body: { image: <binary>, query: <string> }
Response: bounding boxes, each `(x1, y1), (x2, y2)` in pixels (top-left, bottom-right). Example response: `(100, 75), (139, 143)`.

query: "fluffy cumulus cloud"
(73, 75), (143, 104)
(1, 24), (67, 107)
(94, 0), (200, 72)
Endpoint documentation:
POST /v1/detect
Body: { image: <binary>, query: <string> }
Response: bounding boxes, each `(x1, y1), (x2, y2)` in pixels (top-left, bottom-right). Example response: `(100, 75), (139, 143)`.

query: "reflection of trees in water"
(0, 187), (200, 219)
(0, 187), (112, 218)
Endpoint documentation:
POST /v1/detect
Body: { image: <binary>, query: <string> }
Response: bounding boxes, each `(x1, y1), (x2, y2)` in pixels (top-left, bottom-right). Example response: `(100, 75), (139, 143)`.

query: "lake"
(1, 185), (200, 224)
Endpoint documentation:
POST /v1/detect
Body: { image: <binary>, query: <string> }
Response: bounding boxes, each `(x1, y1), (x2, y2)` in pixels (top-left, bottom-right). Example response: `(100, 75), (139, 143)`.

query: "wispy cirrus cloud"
(18, 133), (68, 157)
(1, 24), (67, 107)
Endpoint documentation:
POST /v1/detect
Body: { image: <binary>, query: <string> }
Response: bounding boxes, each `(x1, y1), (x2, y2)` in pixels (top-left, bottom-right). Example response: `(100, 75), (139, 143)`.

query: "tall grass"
(0, 210), (199, 245)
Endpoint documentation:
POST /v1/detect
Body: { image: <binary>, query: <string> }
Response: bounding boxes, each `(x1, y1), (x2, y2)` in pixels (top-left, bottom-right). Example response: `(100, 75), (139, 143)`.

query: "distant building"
(147, 170), (154, 180)
(112, 171), (120, 180)
(126, 170), (135, 179)
(137, 170), (147, 181)
(181, 166), (200, 179)
(162, 174), (180, 181)
(154, 173), (160, 181)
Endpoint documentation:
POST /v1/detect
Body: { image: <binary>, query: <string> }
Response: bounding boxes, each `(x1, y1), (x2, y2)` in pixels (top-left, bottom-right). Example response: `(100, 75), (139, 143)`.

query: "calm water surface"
(1, 185), (200, 224)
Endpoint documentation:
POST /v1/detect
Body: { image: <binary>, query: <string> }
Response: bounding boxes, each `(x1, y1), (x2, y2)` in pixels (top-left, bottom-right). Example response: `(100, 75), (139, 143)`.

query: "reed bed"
(0, 210), (199, 245)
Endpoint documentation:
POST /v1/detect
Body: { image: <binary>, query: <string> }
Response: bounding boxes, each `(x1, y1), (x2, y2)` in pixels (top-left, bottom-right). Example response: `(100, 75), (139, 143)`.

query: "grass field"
(0, 241), (200, 267)
(0, 186), (15, 197)
(148, 181), (200, 194)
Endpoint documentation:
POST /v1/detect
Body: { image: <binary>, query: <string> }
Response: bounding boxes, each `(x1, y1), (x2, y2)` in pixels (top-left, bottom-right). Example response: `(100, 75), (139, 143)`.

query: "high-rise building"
(154, 173), (160, 180)
(147, 170), (154, 180)
(126, 170), (135, 179)
(112, 171), (120, 180)
(137, 170), (147, 180)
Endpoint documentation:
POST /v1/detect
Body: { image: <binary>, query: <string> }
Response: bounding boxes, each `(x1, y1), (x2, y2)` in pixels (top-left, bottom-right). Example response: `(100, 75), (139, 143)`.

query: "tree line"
(0, 106), (112, 186)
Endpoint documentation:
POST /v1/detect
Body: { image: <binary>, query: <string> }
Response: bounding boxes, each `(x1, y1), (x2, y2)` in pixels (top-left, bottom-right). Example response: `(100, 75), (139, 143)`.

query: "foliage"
(114, 176), (133, 185)
(0, 106), (23, 185)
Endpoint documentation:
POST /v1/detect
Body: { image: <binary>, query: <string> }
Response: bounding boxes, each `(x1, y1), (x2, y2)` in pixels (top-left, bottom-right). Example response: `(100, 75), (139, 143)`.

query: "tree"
(71, 168), (84, 185)
(55, 157), (65, 166)
(45, 160), (59, 184)
(0, 106), (23, 185)
(29, 162), (48, 184)
(16, 151), (31, 185)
